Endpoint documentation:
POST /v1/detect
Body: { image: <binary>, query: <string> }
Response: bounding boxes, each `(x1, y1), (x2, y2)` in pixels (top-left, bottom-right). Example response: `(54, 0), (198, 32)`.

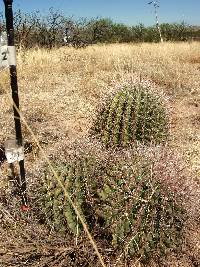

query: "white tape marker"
(8, 46), (16, 66)
(5, 140), (24, 164)
(5, 146), (24, 163)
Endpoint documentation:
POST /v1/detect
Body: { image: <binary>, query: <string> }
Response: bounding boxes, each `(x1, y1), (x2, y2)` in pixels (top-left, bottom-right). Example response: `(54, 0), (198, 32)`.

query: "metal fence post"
(3, 0), (28, 209)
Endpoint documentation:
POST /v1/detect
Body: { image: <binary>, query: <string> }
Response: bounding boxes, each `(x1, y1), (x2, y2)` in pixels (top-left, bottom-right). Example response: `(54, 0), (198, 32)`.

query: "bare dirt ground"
(0, 42), (200, 266)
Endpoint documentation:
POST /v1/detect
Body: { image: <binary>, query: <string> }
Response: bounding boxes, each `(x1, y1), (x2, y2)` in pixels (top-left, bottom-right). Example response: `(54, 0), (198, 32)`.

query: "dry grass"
(0, 42), (200, 266)
(1, 42), (200, 176)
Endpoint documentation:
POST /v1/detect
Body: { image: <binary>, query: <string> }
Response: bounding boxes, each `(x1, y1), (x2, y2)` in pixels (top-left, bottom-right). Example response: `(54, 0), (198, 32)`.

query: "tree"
(112, 23), (132, 43)
(90, 18), (114, 43)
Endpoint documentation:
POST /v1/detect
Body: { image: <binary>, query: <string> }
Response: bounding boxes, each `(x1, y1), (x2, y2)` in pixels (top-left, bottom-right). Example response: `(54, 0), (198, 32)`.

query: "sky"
(0, 0), (200, 26)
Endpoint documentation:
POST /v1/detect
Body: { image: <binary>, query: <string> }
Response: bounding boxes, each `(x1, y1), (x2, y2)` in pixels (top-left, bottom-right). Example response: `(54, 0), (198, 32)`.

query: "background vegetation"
(1, 8), (200, 48)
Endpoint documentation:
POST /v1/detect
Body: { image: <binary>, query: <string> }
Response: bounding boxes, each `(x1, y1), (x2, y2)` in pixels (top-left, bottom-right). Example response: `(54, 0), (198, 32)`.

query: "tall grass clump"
(93, 85), (168, 147)
(41, 148), (186, 263)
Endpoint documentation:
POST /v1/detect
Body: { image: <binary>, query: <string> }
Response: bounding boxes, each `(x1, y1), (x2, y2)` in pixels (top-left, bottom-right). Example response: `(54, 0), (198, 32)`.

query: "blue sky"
(1, 0), (200, 26)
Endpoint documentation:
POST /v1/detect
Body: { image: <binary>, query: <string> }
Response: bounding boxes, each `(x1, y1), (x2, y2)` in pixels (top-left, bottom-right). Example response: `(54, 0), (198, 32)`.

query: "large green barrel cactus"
(97, 163), (185, 261)
(94, 86), (168, 147)
(41, 156), (184, 262)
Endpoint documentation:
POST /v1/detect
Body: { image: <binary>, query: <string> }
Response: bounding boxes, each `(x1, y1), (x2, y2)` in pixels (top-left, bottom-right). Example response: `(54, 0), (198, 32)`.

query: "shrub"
(93, 86), (168, 147)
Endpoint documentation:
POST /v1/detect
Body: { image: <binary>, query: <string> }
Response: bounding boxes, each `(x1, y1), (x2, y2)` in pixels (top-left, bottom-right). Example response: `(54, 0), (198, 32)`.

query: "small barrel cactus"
(94, 86), (168, 147)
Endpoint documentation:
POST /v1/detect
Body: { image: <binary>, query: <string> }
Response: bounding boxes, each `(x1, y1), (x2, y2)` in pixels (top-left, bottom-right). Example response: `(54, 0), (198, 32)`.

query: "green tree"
(91, 18), (114, 43)
(112, 23), (132, 42)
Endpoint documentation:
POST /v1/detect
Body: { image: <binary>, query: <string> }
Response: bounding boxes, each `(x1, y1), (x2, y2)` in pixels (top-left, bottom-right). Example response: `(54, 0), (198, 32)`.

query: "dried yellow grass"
(0, 41), (200, 267)
(0, 42), (199, 178)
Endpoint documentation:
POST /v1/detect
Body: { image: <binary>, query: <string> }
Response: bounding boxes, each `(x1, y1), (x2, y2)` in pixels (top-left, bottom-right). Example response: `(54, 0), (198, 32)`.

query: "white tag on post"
(5, 140), (24, 164)
(8, 46), (17, 66)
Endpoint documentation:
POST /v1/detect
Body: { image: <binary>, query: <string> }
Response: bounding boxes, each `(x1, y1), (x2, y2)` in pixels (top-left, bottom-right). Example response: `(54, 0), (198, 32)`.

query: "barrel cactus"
(40, 152), (185, 260)
(41, 154), (184, 262)
(97, 163), (185, 261)
(94, 86), (168, 147)
(42, 159), (93, 234)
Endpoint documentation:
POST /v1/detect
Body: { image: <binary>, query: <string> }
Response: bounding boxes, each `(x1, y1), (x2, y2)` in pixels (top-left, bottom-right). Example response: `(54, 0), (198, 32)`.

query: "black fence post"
(3, 0), (28, 209)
